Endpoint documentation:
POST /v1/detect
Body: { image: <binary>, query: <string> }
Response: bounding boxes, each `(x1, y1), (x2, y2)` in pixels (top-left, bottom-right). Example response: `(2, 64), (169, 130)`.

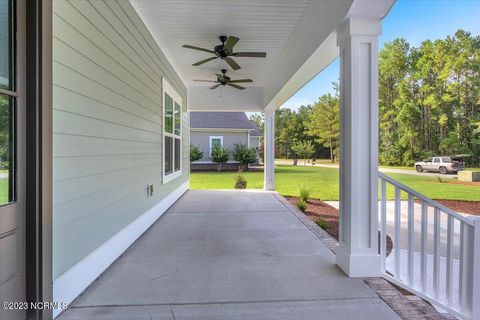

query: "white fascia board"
(187, 86), (264, 112)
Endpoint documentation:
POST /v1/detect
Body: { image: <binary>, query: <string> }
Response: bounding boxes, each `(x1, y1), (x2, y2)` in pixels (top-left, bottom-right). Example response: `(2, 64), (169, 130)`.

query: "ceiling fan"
(194, 69), (253, 90)
(183, 35), (266, 70)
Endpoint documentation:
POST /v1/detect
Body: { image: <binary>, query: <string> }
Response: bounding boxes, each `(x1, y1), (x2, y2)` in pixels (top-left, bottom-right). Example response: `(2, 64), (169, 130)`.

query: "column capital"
(336, 17), (381, 47)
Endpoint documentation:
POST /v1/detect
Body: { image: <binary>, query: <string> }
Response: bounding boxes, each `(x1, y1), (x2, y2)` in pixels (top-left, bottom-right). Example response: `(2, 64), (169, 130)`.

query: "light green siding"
(52, 0), (189, 280)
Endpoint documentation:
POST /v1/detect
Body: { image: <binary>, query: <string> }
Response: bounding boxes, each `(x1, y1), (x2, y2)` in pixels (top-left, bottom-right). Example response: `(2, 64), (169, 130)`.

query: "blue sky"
(281, 0), (480, 110)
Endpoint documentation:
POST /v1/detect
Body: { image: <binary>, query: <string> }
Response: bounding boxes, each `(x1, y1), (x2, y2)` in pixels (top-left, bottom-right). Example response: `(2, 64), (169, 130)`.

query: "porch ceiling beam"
(264, 0), (394, 110)
(263, 0), (353, 108)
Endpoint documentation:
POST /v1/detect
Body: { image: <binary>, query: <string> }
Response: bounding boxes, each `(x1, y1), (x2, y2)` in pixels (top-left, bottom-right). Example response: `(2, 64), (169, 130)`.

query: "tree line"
(250, 30), (480, 166)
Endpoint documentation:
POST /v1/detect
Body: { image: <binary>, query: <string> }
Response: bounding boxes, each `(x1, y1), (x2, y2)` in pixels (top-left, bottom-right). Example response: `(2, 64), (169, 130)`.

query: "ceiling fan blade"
(193, 80), (218, 83)
(224, 57), (241, 70)
(227, 83), (245, 90)
(192, 56), (218, 66)
(182, 45), (215, 54)
(234, 52), (267, 58)
(224, 36), (239, 51)
(229, 79), (253, 83)
(210, 84), (221, 90)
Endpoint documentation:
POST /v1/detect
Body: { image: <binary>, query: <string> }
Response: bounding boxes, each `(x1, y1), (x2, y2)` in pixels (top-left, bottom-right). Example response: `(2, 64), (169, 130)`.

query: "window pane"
(164, 136), (173, 176)
(212, 139), (221, 148)
(0, 94), (14, 205)
(0, 0), (14, 90)
(174, 138), (180, 172)
(164, 93), (173, 134)
(174, 102), (181, 136)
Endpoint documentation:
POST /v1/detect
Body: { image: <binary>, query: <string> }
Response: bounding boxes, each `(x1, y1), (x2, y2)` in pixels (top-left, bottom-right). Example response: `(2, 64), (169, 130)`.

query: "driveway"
(58, 190), (400, 320)
(275, 160), (458, 179)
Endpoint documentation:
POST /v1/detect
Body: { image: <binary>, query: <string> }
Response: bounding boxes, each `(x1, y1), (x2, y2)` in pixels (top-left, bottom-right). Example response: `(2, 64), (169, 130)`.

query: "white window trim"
(162, 78), (183, 184)
(209, 136), (223, 157)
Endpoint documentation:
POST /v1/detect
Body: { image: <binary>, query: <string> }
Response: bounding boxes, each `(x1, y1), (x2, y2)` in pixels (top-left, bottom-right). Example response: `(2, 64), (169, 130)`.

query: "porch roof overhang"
(130, 0), (395, 112)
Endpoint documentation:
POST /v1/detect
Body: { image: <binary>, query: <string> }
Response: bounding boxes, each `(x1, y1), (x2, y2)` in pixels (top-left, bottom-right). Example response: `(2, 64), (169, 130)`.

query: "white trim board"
(52, 181), (189, 318)
(191, 128), (251, 133)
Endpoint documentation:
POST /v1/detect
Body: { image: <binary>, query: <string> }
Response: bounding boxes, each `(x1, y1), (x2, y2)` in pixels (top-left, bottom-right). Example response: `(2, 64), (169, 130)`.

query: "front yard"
(190, 165), (480, 202)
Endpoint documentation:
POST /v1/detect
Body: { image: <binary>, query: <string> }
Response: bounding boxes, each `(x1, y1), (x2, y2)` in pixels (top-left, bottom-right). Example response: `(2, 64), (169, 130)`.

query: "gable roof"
(190, 112), (256, 130)
(249, 121), (262, 137)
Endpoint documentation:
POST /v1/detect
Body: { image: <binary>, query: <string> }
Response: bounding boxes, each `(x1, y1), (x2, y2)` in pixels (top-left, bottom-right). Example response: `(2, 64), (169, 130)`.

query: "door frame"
(24, 0), (53, 319)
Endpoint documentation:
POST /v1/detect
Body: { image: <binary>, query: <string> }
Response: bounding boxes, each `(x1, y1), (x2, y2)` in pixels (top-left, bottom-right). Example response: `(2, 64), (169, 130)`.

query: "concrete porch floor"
(58, 190), (400, 320)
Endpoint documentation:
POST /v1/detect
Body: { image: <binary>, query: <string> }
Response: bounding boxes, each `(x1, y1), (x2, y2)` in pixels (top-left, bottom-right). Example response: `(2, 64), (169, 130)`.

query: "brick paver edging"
(272, 192), (457, 320)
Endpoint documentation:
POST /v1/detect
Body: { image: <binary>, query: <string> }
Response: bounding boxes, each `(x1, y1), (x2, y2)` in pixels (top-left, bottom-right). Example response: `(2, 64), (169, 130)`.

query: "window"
(163, 78), (182, 183)
(434, 158), (440, 163)
(209, 136), (223, 157)
(441, 157), (452, 163)
(425, 157), (433, 162)
(0, 0), (15, 205)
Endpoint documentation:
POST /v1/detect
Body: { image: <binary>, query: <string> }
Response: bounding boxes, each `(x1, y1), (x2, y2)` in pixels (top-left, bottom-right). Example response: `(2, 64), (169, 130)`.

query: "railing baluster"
(381, 178), (387, 273)
(433, 208), (440, 299)
(446, 215), (454, 305)
(407, 193), (414, 286)
(459, 222), (465, 310)
(394, 186), (401, 279)
(421, 201), (428, 292)
(378, 172), (477, 319)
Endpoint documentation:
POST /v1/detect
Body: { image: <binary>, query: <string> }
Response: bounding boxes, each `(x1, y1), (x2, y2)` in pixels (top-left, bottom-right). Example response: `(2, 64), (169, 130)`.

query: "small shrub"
(297, 200), (307, 212)
(211, 145), (230, 171)
(316, 218), (328, 230)
(232, 143), (256, 170)
(190, 145), (203, 162)
(234, 173), (247, 189)
(298, 184), (311, 202)
(436, 175), (447, 183)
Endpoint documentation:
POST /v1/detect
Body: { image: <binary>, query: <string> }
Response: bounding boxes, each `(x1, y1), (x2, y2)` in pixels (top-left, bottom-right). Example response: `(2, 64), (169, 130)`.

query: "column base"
(263, 182), (275, 191)
(335, 244), (382, 277)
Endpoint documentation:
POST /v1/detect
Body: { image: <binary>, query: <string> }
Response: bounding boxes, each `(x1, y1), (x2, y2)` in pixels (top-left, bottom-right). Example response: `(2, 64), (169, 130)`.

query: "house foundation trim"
(52, 181), (189, 317)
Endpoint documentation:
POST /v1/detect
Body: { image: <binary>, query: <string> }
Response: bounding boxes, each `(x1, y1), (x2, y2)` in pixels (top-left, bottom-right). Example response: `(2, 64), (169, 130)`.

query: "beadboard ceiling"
(130, 0), (312, 87)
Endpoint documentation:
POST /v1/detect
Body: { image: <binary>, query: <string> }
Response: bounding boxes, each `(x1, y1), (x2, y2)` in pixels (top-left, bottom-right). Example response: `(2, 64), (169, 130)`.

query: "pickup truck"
(414, 156), (465, 174)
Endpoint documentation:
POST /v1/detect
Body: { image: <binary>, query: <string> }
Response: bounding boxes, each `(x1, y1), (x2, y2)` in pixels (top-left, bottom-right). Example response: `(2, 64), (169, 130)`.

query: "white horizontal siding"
(53, 0), (188, 280)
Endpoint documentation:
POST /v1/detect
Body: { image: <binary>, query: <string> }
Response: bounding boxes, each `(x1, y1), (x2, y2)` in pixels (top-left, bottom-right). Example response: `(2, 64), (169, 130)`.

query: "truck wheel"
(439, 167), (447, 175)
(415, 165), (423, 173)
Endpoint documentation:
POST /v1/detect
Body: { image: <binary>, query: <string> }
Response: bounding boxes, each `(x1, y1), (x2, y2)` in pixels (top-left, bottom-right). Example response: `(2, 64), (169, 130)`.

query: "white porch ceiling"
(130, 0), (310, 87)
(130, 0), (394, 111)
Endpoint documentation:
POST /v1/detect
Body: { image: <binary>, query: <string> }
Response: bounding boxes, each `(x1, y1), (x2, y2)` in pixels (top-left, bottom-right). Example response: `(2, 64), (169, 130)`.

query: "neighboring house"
(190, 112), (260, 170)
(249, 121), (262, 150)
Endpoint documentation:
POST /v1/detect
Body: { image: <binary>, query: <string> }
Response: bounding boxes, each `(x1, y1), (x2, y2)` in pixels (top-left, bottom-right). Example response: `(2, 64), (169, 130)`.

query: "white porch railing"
(378, 172), (480, 320)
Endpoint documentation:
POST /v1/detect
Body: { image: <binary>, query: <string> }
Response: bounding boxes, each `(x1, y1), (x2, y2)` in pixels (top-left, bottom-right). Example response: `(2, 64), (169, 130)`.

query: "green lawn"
(0, 178), (8, 204)
(190, 165), (480, 201)
(380, 165), (415, 171)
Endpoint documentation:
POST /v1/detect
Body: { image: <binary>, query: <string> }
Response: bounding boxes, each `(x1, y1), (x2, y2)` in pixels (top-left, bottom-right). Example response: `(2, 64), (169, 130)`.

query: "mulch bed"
(285, 196), (393, 255)
(447, 179), (480, 187)
(434, 199), (480, 215)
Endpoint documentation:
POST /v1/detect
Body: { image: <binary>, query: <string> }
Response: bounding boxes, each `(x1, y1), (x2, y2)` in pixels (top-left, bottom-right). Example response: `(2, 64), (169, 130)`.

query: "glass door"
(0, 0), (26, 319)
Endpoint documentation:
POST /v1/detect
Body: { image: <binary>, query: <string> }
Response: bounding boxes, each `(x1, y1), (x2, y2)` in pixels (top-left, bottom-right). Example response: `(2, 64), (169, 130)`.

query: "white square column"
(263, 109), (275, 190)
(335, 17), (382, 277)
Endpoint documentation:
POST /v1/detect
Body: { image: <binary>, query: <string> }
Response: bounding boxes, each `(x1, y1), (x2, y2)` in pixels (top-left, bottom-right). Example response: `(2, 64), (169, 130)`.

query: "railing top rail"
(378, 172), (474, 226)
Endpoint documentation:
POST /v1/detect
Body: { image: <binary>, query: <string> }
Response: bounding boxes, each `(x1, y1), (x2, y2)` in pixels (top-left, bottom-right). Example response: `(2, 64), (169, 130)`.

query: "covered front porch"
(57, 190), (400, 320)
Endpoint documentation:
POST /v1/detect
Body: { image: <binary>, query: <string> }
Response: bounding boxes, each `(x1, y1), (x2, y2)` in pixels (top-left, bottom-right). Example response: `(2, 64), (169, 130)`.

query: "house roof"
(249, 121), (262, 137)
(190, 112), (257, 130)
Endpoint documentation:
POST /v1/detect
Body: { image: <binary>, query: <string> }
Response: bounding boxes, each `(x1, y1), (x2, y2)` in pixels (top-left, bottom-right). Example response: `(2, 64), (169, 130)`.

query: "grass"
(380, 165), (415, 171)
(0, 178), (8, 204)
(190, 165), (480, 201)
